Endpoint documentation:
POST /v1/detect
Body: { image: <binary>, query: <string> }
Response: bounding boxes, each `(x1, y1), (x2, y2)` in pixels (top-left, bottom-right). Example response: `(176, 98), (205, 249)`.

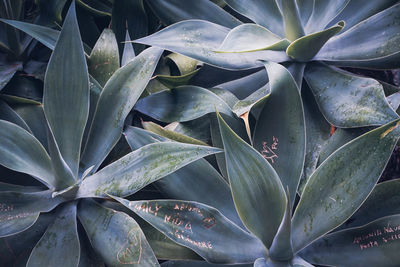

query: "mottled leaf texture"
(78, 199), (159, 266)
(218, 112), (286, 248)
(112, 197), (266, 264)
(43, 2), (89, 177)
(292, 119), (400, 252)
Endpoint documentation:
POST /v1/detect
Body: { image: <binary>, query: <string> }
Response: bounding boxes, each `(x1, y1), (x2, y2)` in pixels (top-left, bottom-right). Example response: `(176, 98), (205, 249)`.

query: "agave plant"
(108, 63), (400, 266)
(0, 3), (222, 266)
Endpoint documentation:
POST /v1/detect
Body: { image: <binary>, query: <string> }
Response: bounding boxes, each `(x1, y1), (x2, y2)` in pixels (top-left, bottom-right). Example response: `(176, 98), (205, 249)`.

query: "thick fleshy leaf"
(300, 215), (400, 267)
(0, 99), (30, 132)
(286, 21), (344, 62)
(161, 261), (252, 267)
(0, 62), (22, 91)
(124, 126), (242, 227)
(304, 63), (399, 127)
(121, 30), (135, 66)
(157, 69), (200, 89)
(231, 85), (270, 117)
(88, 28), (120, 87)
(0, 120), (55, 188)
(304, 0), (348, 33)
(387, 92), (400, 112)
(338, 179), (400, 230)
(27, 202), (80, 267)
(281, 0), (305, 41)
(224, 0), (284, 36)
(43, 2), (89, 177)
(315, 3), (400, 68)
(80, 47), (162, 172)
(296, 0), (314, 26)
(253, 62), (305, 206)
(135, 86), (233, 123)
(113, 198), (267, 264)
(218, 113), (286, 248)
(0, 190), (64, 237)
(165, 53), (198, 76)
(216, 24), (290, 53)
(77, 142), (221, 198)
(135, 20), (289, 70)
(292, 119), (400, 252)
(78, 199), (159, 267)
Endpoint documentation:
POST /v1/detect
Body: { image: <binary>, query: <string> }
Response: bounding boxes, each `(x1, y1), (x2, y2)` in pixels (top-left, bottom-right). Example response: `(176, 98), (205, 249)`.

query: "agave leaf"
(218, 112), (286, 248)
(75, 0), (111, 16)
(78, 199), (159, 267)
(80, 47), (162, 172)
(286, 21), (344, 62)
(77, 142), (221, 198)
(215, 24), (290, 53)
(300, 215), (400, 267)
(166, 53), (198, 76)
(0, 120), (56, 188)
(43, 2), (89, 177)
(124, 126), (242, 227)
(0, 100), (30, 132)
(231, 85), (270, 117)
(387, 92), (400, 112)
(161, 261), (252, 267)
(147, 0), (241, 28)
(112, 197), (266, 264)
(296, 0), (313, 26)
(292, 119), (400, 252)
(208, 88), (239, 109)
(157, 69), (200, 89)
(315, 3), (400, 68)
(304, 0), (348, 33)
(281, 0), (305, 41)
(135, 20), (290, 70)
(27, 202), (80, 267)
(328, 0), (399, 30)
(0, 182), (42, 192)
(304, 63), (399, 127)
(135, 86), (233, 123)
(88, 28), (120, 87)
(253, 62), (305, 206)
(223, 0), (283, 36)
(0, 62), (22, 91)
(338, 179), (400, 230)
(286, 62), (306, 89)
(78, 223), (105, 267)
(121, 30), (135, 66)
(0, 190), (64, 237)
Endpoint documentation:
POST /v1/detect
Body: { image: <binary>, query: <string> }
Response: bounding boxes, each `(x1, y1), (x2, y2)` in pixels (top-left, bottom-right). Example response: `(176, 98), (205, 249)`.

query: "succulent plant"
(110, 63), (400, 266)
(0, 3), (222, 266)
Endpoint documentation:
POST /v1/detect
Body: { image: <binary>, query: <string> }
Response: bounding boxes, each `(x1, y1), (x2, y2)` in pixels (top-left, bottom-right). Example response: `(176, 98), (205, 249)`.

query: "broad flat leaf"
(315, 3), (400, 68)
(300, 215), (400, 267)
(0, 100), (30, 132)
(218, 113), (286, 248)
(43, 2), (89, 177)
(0, 190), (64, 237)
(296, 0), (314, 26)
(147, 0), (241, 28)
(112, 198), (267, 264)
(169, 117), (212, 143)
(253, 62), (305, 206)
(27, 202), (80, 267)
(208, 88), (239, 109)
(281, 0), (305, 41)
(387, 92), (400, 112)
(0, 120), (55, 188)
(121, 30), (135, 66)
(292, 119), (400, 252)
(0, 62), (22, 91)
(215, 24), (289, 53)
(157, 69), (200, 89)
(78, 199), (159, 267)
(286, 63), (306, 89)
(80, 47), (162, 172)
(165, 53), (198, 76)
(78, 223), (106, 267)
(135, 86), (233, 123)
(286, 21), (344, 62)
(304, 63), (399, 127)
(88, 28), (120, 87)
(124, 126), (242, 227)
(135, 20), (289, 70)
(0, 19), (59, 50)
(0, 182), (41, 192)
(304, 0), (348, 33)
(337, 179), (400, 230)
(77, 142), (222, 198)
(224, 0), (283, 36)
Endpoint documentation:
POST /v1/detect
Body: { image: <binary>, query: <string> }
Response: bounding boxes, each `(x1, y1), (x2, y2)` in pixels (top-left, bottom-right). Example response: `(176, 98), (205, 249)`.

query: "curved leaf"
(304, 63), (399, 127)
(135, 20), (289, 70)
(78, 199), (159, 267)
(77, 142), (222, 198)
(0, 120), (55, 188)
(218, 113), (286, 248)
(80, 47), (162, 172)
(286, 21), (344, 62)
(0, 99), (30, 132)
(135, 86), (233, 123)
(43, 2), (89, 177)
(296, 0), (314, 26)
(0, 62), (22, 91)
(300, 215), (400, 267)
(304, 0), (348, 33)
(112, 198), (266, 264)
(292, 119), (400, 252)
(253, 62), (305, 206)
(281, 0), (305, 41)
(27, 202), (80, 267)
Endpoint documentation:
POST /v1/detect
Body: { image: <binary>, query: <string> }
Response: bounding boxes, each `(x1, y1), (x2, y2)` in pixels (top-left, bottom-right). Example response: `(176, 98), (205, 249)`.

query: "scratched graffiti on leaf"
(352, 222), (400, 250)
(117, 228), (142, 264)
(261, 136), (279, 163)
